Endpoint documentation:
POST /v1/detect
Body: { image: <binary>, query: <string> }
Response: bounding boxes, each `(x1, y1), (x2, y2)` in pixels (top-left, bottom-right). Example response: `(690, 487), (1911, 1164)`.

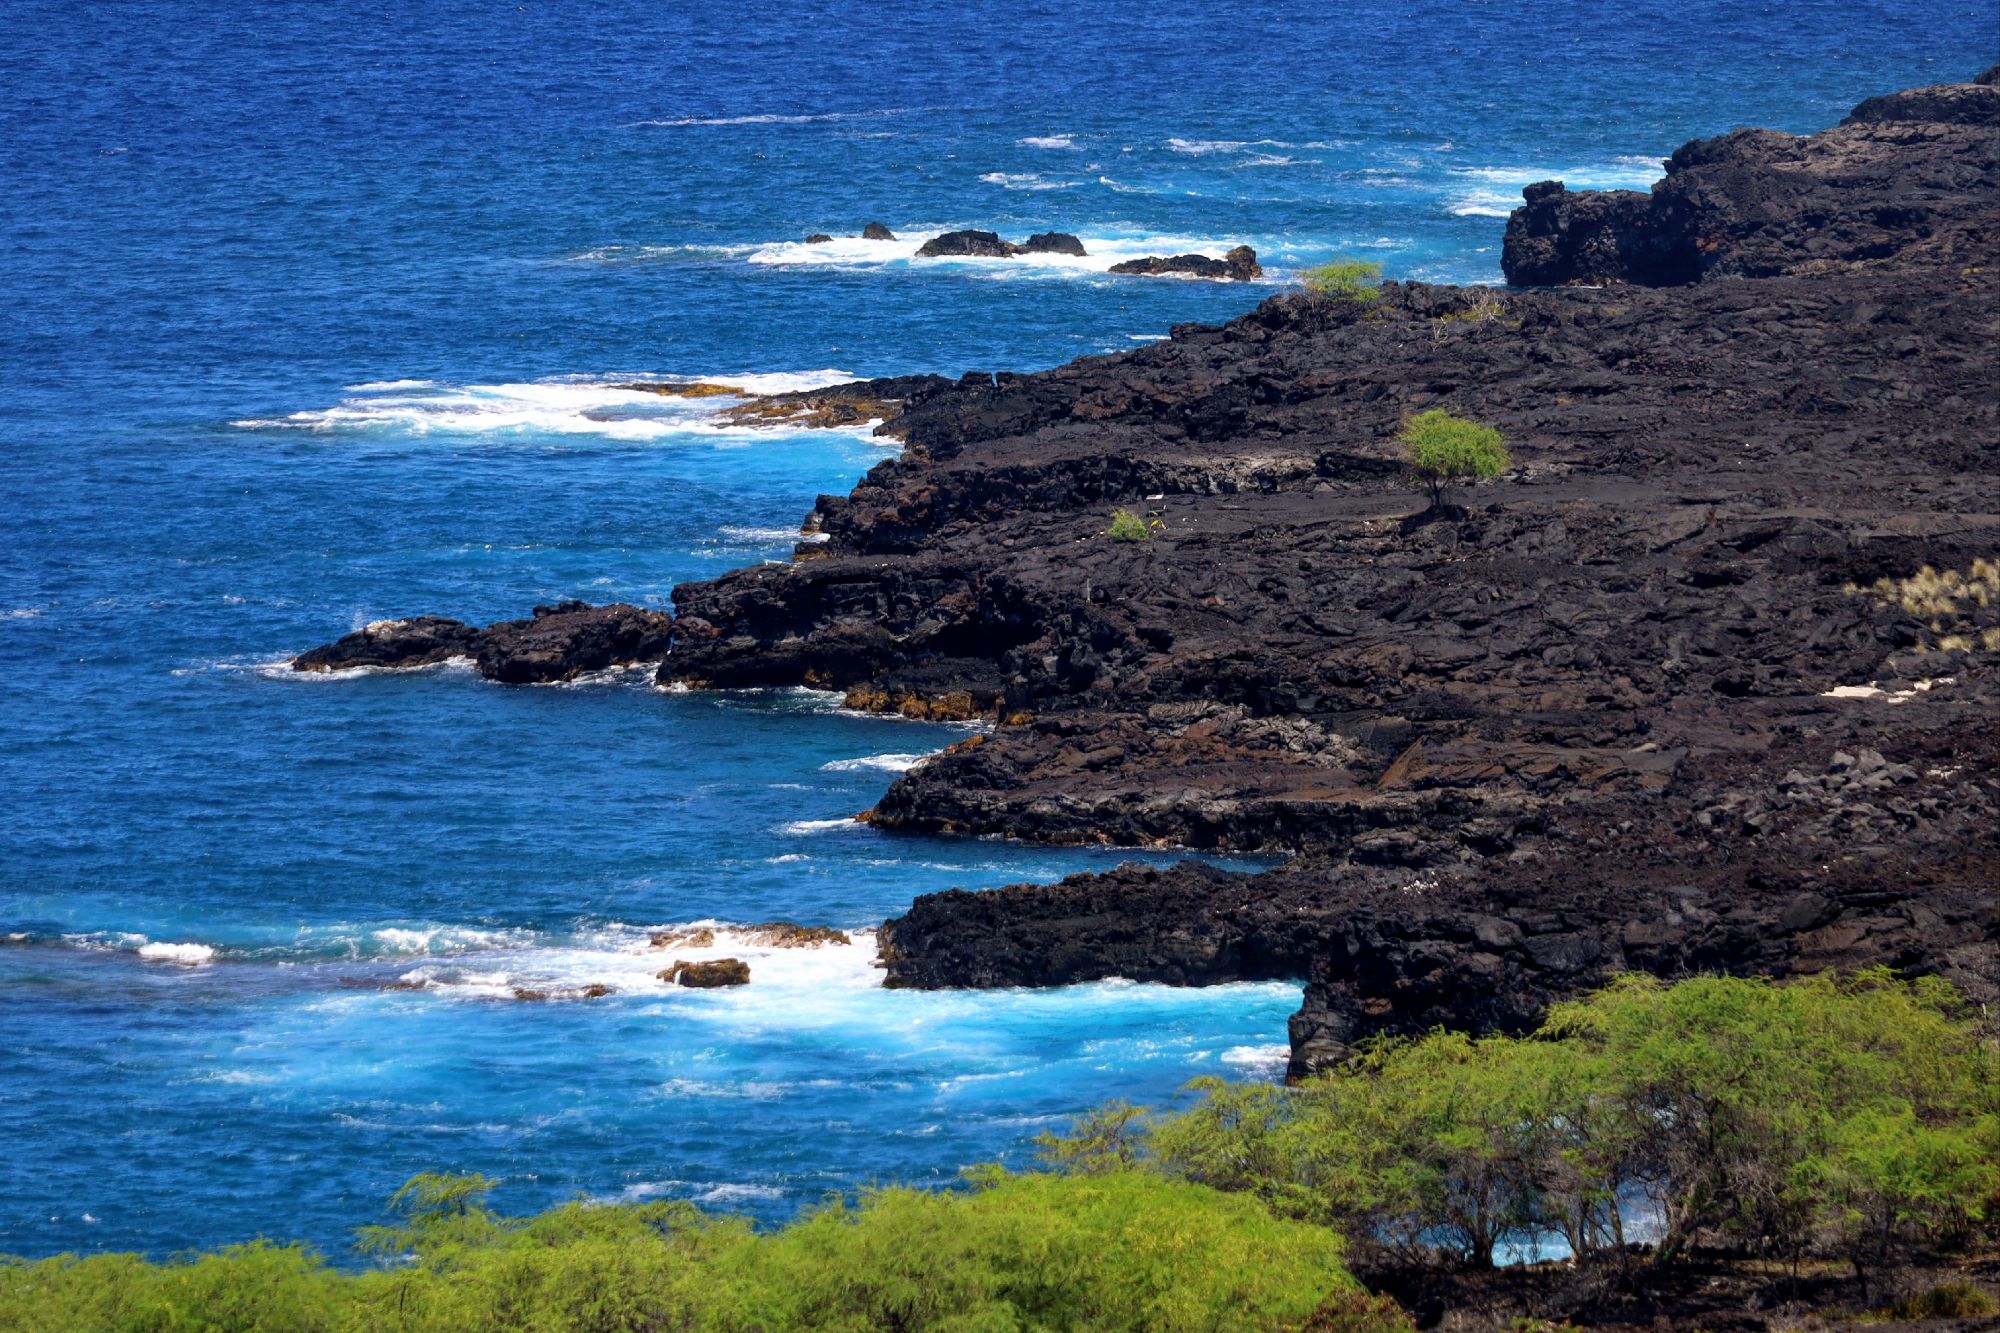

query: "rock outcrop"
(1107, 244), (1261, 280)
(665, 72), (2000, 1072)
(1503, 68), (2000, 285)
(661, 958), (751, 987)
(1018, 231), (1087, 256)
(477, 601), (674, 684)
(294, 601), (672, 684)
(916, 229), (1018, 258)
(292, 616), (483, 672)
(861, 221), (896, 240)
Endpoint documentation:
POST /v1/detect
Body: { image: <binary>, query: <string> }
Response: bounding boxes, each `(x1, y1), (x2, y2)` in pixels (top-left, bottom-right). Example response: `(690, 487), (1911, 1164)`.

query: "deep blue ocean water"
(1, 0), (1990, 1260)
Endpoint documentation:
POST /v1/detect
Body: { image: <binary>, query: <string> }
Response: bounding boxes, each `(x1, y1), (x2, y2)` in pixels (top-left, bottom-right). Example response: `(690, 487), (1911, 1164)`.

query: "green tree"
(1398, 408), (1509, 510)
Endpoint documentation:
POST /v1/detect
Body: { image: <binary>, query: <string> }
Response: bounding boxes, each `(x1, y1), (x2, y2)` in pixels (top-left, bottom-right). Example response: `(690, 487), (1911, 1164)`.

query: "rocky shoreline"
(297, 69), (2000, 1076)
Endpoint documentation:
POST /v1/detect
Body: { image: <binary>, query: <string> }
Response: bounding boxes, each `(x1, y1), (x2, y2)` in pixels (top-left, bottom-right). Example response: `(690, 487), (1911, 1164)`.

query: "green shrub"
(712, 1171), (1353, 1332)
(1106, 508), (1153, 541)
(1398, 407), (1509, 509)
(0, 1171), (1355, 1333)
(1302, 259), (1382, 302)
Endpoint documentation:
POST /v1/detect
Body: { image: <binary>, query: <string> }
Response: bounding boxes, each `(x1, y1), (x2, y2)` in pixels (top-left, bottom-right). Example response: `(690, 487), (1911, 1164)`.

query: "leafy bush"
(1398, 407), (1509, 509)
(0, 1170), (1358, 1332)
(1106, 508), (1154, 541)
(1302, 259), (1383, 302)
(1048, 971), (2000, 1277)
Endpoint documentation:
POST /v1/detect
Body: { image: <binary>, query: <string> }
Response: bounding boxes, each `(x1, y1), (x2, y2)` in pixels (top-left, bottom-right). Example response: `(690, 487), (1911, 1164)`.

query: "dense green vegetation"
(6, 972), (1992, 1330)
(1044, 971), (2000, 1281)
(1301, 258), (1383, 302)
(1397, 406), (1510, 509)
(0, 1171), (1372, 1332)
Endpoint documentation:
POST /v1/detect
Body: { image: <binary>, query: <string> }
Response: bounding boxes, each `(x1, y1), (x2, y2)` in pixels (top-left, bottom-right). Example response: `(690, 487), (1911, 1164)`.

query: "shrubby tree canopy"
(1049, 971), (2000, 1277)
(1398, 407), (1510, 509)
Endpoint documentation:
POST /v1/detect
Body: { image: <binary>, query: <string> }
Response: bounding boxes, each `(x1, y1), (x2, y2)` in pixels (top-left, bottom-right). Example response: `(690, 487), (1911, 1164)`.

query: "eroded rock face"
(661, 958), (751, 987)
(1503, 69), (2000, 285)
(292, 616), (481, 672)
(477, 601), (674, 684)
(665, 74), (2000, 1071)
(1108, 245), (1260, 280)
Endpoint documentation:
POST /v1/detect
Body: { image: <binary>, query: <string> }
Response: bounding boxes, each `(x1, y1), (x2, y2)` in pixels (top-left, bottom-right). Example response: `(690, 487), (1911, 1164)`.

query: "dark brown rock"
(1018, 231), (1087, 256)
(1108, 245), (1260, 280)
(861, 221), (896, 240)
(292, 616), (481, 672)
(803, 233), (833, 244)
(661, 958), (751, 987)
(476, 601), (674, 684)
(1504, 72), (2000, 285)
(743, 922), (851, 947)
(916, 229), (1018, 258)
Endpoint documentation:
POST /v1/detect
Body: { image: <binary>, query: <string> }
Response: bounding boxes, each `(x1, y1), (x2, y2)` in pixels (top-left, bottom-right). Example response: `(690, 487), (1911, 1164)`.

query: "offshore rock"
(292, 616), (481, 672)
(741, 922), (851, 947)
(661, 958), (751, 987)
(861, 221), (896, 240)
(476, 601), (674, 684)
(803, 233), (833, 244)
(916, 229), (1018, 258)
(1018, 231), (1087, 256)
(1108, 244), (1260, 280)
(1502, 68), (2000, 285)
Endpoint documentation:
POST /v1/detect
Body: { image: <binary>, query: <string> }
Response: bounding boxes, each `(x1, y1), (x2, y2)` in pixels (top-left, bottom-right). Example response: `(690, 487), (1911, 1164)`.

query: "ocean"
(1, 0), (1988, 1259)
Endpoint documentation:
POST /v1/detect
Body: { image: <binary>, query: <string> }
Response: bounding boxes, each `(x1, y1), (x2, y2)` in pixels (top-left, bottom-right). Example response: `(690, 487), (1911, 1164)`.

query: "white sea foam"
(819, 753), (930, 773)
(2, 607), (44, 621)
(1167, 137), (1247, 155)
(345, 379), (436, 391)
(779, 816), (864, 835)
(978, 171), (1081, 191)
(622, 109), (905, 128)
(368, 925), (529, 956)
(233, 372), (862, 441)
(717, 524), (808, 544)
(382, 921), (886, 1004)
(137, 941), (217, 965)
(1018, 135), (1077, 149)
(696, 1183), (787, 1204)
(567, 243), (758, 263)
(1220, 1043), (1292, 1076)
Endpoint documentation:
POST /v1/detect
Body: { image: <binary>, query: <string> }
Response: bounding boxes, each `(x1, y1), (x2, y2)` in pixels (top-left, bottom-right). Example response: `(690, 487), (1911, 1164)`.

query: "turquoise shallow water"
(1, 0), (1990, 1259)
